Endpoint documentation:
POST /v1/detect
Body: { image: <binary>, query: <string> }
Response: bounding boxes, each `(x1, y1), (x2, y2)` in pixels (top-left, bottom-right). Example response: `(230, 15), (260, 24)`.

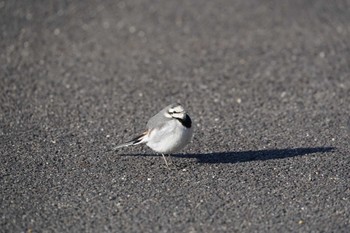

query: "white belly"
(146, 120), (193, 154)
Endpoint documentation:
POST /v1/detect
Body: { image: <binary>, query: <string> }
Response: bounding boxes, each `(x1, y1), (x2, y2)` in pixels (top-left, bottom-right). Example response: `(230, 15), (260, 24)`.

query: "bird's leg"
(161, 154), (169, 168)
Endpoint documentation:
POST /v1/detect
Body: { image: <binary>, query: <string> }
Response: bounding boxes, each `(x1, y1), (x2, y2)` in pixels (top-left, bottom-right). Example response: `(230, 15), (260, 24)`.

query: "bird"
(114, 104), (193, 167)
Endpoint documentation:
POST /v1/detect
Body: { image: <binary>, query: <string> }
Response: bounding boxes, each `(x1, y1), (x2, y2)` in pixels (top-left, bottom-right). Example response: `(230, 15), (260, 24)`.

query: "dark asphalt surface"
(1, 0), (350, 232)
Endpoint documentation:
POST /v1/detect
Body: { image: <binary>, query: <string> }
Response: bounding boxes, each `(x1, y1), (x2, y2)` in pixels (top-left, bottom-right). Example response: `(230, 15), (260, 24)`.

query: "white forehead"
(169, 105), (184, 112)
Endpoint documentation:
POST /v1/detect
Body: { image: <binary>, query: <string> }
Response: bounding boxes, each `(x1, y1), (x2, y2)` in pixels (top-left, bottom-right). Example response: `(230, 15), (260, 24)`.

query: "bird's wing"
(147, 121), (176, 144)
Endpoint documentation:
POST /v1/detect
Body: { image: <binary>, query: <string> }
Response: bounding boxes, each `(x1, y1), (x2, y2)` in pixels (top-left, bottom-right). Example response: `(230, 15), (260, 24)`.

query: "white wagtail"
(115, 104), (193, 166)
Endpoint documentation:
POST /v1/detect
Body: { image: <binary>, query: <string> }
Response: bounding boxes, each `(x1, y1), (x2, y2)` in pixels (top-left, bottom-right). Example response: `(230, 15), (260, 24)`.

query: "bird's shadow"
(120, 147), (335, 163)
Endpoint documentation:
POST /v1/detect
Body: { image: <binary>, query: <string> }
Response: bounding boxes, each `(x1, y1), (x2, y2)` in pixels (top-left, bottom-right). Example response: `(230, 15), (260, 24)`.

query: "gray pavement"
(1, 0), (349, 232)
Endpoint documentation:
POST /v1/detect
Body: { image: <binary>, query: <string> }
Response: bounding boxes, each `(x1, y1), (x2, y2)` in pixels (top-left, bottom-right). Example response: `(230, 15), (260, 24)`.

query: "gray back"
(146, 104), (176, 129)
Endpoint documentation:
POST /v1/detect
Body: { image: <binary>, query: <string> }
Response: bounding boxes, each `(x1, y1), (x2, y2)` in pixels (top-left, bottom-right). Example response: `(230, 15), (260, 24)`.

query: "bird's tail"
(114, 131), (148, 150)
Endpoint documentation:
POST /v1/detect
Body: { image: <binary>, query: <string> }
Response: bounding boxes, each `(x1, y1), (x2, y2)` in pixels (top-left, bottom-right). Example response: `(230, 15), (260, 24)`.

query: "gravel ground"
(1, 0), (349, 232)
